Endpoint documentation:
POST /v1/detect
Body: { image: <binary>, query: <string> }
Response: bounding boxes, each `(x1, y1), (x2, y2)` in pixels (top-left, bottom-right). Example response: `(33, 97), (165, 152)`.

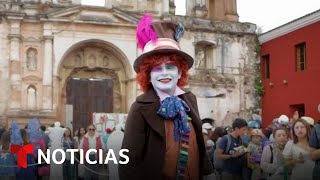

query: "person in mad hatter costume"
(119, 14), (213, 180)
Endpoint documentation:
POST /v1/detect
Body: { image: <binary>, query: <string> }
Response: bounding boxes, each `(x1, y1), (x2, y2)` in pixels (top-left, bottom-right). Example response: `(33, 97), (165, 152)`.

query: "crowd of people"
(0, 118), (119, 180)
(202, 114), (320, 180)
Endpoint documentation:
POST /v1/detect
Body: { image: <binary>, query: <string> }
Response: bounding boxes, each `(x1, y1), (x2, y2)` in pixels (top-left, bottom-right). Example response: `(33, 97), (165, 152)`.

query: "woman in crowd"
(75, 127), (86, 146)
(282, 118), (314, 180)
(79, 124), (103, 180)
(261, 127), (288, 179)
(0, 131), (16, 178)
(211, 127), (225, 144)
(75, 127), (86, 180)
(62, 127), (76, 180)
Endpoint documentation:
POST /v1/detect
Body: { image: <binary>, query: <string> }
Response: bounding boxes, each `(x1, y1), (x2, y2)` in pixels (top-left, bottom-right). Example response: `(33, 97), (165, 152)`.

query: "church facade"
(0, 0), (258, 129)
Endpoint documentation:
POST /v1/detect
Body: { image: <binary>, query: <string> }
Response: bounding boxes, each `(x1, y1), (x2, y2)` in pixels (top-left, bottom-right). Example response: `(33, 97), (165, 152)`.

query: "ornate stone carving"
(103, 56), (109, 66)
(195, 49), (206, 69)
(87, 54), (96, 69)
(74, 55), (82, 67)
(26, 48), (37, 71)
(189, 70), (236, 88)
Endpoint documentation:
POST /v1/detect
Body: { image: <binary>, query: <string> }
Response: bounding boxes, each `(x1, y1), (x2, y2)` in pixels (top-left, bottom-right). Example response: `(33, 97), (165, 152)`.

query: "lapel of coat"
(179, 92), (202, 135)
(137, 88), (165, 139)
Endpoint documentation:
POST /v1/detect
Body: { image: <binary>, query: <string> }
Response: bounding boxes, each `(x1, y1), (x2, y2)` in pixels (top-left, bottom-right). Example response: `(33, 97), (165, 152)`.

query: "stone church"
(0, 0), (258, 130)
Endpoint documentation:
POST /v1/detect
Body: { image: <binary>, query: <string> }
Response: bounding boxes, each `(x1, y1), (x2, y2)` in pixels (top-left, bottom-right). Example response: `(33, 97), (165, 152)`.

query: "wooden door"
(66, 78), (113, 131)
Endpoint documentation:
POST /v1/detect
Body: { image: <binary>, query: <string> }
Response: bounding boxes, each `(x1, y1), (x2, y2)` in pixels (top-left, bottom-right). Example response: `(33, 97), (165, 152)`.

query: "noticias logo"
(11, 144), (129, 168)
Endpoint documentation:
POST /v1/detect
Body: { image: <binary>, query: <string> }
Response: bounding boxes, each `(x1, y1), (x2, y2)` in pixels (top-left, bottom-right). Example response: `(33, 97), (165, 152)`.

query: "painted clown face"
(150, 63), (181, 96)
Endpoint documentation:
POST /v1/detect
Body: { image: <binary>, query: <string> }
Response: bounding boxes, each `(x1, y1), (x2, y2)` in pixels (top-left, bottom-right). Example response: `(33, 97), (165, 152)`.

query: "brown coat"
(119, 88), (213, 180)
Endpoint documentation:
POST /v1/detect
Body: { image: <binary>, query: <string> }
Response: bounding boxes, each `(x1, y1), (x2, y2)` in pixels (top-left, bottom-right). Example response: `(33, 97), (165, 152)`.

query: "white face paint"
(150, 63), (181, 96)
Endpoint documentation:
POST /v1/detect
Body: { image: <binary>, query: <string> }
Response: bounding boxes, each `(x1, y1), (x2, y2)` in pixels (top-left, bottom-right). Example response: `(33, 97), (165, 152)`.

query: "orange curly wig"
(136, 53), (189, 92)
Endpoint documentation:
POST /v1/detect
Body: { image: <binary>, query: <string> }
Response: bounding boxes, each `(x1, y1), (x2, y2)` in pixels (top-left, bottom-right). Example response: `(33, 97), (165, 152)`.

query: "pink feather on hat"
(136, 14), (158, 49)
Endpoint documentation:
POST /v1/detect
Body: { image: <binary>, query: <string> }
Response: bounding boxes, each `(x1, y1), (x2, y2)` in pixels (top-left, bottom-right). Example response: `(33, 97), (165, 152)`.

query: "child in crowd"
(248, 129), (264, 180)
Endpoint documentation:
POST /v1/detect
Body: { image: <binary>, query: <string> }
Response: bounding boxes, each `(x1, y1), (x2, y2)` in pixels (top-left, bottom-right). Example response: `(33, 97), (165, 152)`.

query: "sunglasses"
(89, 128), (95, 131)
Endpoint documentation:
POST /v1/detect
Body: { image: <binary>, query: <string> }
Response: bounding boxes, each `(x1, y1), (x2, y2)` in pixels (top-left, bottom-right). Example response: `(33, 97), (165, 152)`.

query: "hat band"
(143, 38), (181, 53)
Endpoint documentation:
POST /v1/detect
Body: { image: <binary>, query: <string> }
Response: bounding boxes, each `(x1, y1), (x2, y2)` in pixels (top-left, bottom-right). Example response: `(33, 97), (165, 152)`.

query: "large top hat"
(134, 14), (194, 73)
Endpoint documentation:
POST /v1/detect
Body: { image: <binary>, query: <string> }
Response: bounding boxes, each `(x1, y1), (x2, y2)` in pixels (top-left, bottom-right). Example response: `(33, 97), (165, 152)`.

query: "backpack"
(264, 145), (274, 177)
(213, 134), (232, 169)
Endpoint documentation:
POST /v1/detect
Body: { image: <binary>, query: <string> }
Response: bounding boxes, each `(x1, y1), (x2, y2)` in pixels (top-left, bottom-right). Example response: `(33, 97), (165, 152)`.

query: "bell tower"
(186, 0), (239, 22)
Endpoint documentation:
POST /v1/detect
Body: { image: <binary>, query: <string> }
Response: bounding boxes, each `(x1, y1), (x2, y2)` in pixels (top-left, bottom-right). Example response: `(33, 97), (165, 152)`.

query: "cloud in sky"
(81, 0), (320, 33)
(81, 0), (104, 6)
(237, 0), (320, 32)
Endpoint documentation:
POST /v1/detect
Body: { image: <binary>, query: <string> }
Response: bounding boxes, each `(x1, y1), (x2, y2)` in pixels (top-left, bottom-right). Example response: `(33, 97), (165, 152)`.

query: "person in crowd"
(74, 129), (78, 137)
(309, 119), (320, 180)
(62, 127), (76, 180)
(301, 116), (315, 131)
(75, 127), (86, 147)
(264, 123), (276, 139)
(27, 118), (47, 179)
(212, 127), (225, 145)
(0, 131), (16, 178)
(247, 129), (264, 180)
(27, 118), (46, 155)
(243, 120), (261, 146)
(216, 118), (248, 180)
(212, 127), (226, 179)
(79, 124), (104, 180)
(40, 125), (50, 149)
(270, 115), (291, 142)
(261, 127), (288, 180)
(75, 127), (86, 180)
(16, 129), (37, 180)
(0, 126), (5, 144)
(224, 126), (233, 135)
(119, 14), (213, 180)
(283, 118), (314, 180)
(102, 128), (112, 150)
(202, 123), (214, 145)
(107, 124), (125, 180)
(202, 118), (215, 127)
(202, 123), (215, 168)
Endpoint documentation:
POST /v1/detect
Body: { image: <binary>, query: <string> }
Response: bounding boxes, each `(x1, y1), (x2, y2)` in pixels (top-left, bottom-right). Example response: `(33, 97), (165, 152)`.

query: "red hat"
(106, 128), (112, 133)
(134, 14), (193, 73)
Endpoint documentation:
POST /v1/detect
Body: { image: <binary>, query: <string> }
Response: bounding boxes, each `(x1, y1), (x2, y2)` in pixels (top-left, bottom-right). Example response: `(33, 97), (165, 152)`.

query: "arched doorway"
(57, 40), (131, 131)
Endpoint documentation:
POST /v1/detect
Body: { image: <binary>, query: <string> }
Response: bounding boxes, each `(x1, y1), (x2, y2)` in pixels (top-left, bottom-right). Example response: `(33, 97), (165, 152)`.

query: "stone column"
(42, 37), (53, 111)
(169, 0), (176, 15)
(42, 23), (53, 111)
(224, 0), (238, 21)
(8, 19), (22, 111)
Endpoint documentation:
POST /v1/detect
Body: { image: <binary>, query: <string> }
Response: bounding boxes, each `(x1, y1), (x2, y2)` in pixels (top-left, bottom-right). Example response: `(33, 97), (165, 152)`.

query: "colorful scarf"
(157, 96), (190, 140)
(157, 96), (192, 179)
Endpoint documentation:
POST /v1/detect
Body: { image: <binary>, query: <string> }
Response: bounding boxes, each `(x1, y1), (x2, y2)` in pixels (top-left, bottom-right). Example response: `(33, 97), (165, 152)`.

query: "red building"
(259, 9), (320, 126)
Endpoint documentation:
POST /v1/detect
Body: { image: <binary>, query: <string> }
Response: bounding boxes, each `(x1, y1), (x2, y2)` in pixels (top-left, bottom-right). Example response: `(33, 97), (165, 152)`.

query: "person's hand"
(232, 150), (245, 158)
(297, 152), (305, 163)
